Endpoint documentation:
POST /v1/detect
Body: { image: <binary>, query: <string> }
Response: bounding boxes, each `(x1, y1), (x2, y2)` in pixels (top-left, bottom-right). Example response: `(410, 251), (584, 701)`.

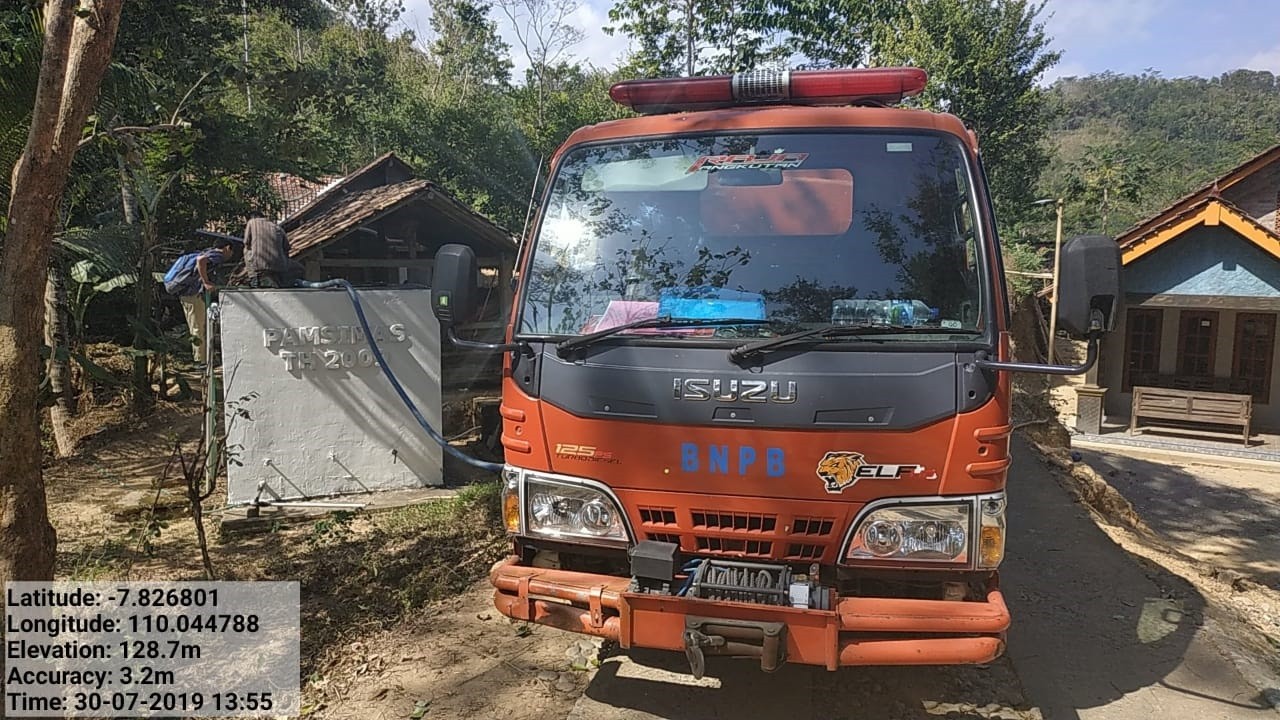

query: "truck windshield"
(517, 131), (986, 342)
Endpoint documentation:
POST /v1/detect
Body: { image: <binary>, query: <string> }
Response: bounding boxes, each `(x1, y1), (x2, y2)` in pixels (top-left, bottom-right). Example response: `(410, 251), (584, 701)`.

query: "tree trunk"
(685, 0), (695, 76)
(130, 239), (155, 411)
(1101, 185), (1110, 236)
(0, 0), (122, 588)
(44, 260), (76, 457)
(118, 153), (154, 415)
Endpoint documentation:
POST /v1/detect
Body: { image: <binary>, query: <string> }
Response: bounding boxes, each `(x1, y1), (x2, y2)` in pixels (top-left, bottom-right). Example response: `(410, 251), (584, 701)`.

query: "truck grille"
(792, 517), (835, 536)
(695, 537), (773, 557)
(784, 543), (824, 560)
(638, 506), (678, 526)
(629, 498), (843, 563)
(690, 510), (776, 533)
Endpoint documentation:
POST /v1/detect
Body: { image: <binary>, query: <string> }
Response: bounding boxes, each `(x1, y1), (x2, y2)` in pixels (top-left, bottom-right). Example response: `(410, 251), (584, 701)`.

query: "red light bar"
(609, 67), (928, 115)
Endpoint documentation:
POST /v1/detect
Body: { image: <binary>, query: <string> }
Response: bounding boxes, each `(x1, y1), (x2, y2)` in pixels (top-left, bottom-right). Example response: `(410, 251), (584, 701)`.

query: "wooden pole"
(1047, 198), (1064, 364)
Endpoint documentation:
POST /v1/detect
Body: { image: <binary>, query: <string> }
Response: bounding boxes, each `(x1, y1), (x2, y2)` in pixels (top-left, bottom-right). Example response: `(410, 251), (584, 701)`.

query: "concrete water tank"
(218, 288), (442, 505)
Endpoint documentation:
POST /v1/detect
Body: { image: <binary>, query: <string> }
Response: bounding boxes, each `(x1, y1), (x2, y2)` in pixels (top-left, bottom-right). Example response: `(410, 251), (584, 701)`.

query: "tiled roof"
(1119, 196), (1280, 265)
(283, 152), (416, 229)
(287, 180), (432, 255)
(265, 173), (342, 221)
(286, 179), (516, 257)
(1116, 143), (1280, 246)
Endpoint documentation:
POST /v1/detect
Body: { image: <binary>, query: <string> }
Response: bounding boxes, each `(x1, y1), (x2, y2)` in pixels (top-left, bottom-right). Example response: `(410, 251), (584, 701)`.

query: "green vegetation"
(1038, 70), (1280, 241)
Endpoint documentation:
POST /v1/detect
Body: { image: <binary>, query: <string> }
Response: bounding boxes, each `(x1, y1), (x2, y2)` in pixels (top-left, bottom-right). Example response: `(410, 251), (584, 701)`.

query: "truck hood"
(519, 343), (1007, 502)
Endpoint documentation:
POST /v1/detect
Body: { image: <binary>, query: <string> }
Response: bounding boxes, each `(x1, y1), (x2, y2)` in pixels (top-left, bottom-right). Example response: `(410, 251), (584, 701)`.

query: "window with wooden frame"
(1123, 308), (1162, 391)
(1232, 312), (1276, 402)
(1176, 310), (1218, 379)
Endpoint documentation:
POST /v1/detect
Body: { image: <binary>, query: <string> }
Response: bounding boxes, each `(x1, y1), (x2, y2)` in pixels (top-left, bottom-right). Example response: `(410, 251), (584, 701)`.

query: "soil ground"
(42, 401), (566, 719)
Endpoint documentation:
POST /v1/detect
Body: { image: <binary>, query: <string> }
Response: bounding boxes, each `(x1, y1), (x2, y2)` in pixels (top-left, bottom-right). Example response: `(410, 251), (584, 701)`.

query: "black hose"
(297, 279), (504, 473)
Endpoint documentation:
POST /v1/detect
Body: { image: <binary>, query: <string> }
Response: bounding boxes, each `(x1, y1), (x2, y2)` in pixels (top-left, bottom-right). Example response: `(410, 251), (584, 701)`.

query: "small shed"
(280, 153), (518, 334)
(272, 154), (517, 397)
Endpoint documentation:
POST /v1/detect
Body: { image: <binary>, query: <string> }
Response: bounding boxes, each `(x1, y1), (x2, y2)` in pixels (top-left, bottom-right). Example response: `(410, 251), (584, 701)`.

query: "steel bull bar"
(489, 557), (1009, 675)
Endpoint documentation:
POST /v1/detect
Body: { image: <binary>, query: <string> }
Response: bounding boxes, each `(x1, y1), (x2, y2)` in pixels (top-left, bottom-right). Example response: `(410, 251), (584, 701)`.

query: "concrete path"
(1002, 440), (1274, 719)
(1073, 447), (1280, 589)
(567, 438), (1276, 720)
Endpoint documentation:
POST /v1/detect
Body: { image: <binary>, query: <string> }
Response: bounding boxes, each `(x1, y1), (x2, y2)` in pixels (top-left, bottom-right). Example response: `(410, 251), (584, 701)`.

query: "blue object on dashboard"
(659, 287), (766, 320)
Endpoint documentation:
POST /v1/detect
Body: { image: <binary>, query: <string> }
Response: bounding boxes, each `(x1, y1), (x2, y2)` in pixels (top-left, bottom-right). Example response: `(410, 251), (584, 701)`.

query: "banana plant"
(47, 223), (139, 392)
(0, 9), (41, 225)
(62, 223), (138, 340)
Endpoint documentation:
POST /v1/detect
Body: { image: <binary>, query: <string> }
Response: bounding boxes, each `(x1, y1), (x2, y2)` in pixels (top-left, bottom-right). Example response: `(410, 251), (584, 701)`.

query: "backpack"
(162, 252), (202, 295)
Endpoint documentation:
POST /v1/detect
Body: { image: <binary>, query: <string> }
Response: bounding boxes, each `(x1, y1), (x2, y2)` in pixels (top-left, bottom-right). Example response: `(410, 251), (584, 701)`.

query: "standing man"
(243, 210), (302, 288)
(164, 236), (241, 365)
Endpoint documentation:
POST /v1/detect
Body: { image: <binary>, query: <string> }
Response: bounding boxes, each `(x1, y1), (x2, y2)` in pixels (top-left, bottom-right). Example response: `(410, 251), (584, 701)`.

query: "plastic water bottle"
(888, 300), (937, 326)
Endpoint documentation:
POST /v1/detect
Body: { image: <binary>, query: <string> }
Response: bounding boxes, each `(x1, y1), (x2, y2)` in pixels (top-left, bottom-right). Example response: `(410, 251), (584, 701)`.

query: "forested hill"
(1038, 69), (1280, 239)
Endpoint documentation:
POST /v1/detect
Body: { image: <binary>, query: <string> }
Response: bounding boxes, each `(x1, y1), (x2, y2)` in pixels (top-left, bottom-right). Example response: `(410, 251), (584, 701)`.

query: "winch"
(628, 540), (833, 610)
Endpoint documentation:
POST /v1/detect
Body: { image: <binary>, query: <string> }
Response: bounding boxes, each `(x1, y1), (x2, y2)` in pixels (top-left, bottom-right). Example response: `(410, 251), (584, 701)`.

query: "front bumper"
(489, 556), (1009, 670)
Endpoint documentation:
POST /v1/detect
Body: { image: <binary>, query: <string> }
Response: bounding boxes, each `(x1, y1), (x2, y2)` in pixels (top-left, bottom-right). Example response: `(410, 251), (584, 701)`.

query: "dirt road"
(566, 437), (1276, 719)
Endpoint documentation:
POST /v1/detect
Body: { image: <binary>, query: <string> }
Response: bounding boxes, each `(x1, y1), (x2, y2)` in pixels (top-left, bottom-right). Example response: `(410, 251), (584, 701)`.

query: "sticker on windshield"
(886, 142), (913, 152)
(687, 152), (808, 173)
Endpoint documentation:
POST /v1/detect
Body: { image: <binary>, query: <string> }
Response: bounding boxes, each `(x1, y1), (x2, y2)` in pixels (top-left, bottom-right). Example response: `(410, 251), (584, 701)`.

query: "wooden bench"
(1129, 385), (1252, 445)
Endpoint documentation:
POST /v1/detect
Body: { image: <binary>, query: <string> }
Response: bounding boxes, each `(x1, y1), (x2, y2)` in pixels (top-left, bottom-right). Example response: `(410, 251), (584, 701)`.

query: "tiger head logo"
(816, 451), (866, 494)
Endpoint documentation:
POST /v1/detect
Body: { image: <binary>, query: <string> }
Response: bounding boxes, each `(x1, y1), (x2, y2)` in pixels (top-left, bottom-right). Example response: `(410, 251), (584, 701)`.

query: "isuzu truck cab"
(429, 67), (1121, 676)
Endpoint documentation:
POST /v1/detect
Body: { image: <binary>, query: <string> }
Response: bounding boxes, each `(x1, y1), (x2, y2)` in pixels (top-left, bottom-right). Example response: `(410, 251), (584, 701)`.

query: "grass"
(60, 537), (135, 581)
(252, 479), (507, 674)
(375, 480), (502, 533)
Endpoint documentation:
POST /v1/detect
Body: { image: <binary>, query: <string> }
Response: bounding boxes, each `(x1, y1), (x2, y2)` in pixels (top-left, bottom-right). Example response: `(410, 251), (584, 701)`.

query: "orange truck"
(429, 67), (1122, 676)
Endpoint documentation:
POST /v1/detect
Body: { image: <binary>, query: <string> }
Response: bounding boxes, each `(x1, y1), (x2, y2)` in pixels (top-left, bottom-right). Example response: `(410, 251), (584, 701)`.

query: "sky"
(397, 0), (1280, 84)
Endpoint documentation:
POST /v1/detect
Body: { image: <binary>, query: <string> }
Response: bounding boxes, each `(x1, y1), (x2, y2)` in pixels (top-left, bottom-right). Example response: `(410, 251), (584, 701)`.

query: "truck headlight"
(845, 503), (971, 565)
(522, 473), (628, 545)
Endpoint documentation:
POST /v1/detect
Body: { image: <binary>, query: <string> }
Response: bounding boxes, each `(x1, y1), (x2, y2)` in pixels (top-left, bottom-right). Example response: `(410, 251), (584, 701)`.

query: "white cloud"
(1242, 45), (1280, 73)
(569, 0), (629, 71)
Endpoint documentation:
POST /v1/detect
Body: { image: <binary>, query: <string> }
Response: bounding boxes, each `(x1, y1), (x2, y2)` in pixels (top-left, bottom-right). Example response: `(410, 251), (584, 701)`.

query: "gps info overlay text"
(5, 582), (299, 717)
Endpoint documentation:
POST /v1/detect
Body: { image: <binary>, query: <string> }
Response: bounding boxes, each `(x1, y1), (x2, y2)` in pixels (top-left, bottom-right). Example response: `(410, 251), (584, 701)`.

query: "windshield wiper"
(728, 324), (979, 362)
(556, 316), (772, 356)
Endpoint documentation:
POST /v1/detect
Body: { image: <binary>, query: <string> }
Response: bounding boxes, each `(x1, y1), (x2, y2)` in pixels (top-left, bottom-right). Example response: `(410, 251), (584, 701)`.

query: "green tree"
(430, 0), (513, 96)
(765, 0), (890, 69)
(1064, 142), (1148, 235)
(329, 0), (405, 33)
(1, 0), (122, 587)
(605, 0), (778, 77)
(511, 63), (629, 163)
(873, 0), (1060, 232)
(1040, 70), (1280, 237)
(497, 0), (583, 132)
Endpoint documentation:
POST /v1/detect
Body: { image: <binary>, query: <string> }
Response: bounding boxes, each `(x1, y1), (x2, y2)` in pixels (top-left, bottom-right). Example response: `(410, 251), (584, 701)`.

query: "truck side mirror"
(1056, 234), (1122, 338)
(431, 244), (479, 329)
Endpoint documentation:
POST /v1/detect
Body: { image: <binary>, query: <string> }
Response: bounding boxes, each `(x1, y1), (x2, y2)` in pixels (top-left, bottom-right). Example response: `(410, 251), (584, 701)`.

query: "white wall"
(220, 288), (442, 505)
